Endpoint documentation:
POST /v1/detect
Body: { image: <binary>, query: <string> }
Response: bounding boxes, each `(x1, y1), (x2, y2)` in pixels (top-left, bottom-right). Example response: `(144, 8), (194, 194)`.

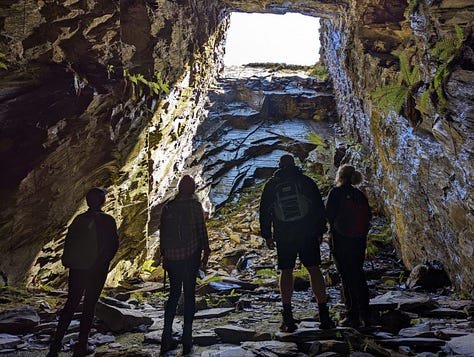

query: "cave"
(0, 0), (473, 298)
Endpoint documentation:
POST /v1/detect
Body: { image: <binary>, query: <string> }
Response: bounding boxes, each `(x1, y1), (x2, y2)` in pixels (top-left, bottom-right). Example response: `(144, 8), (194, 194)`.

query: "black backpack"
(272, 178), (310, 222)
(62, 213), (99, 269)
(334, 188), (370, 238)
(160, 199), (194, 249)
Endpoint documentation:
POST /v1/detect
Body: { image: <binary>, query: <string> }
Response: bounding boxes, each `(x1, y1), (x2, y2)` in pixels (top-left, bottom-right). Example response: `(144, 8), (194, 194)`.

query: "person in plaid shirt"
(159, 175), (210, 355)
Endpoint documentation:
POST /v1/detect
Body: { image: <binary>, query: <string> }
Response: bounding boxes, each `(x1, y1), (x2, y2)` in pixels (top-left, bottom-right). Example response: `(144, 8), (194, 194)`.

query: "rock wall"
(321, 0), (474, 292)
(0, 0), (227, 286)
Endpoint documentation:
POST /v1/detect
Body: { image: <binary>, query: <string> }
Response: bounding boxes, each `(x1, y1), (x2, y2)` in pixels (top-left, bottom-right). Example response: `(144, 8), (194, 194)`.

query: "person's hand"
(265, 238), (275, 249)
(317, 235), (323, 245)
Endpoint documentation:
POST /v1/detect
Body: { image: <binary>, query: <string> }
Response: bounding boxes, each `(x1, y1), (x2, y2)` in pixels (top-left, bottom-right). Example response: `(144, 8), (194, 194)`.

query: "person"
(47, 187), (119, 357)
(160, 175), (210, 355)
(326, 165), (371, 328)
(259, 154), (334, 332)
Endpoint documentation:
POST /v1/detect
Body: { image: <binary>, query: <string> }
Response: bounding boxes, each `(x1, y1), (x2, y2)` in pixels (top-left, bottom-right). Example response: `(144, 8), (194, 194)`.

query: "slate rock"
(446, 333), (474, 355)
(370, 291), (435, 311)
(241, 340), (299, 356)
(0, 334), (22, 349)
(194, 307), (235, 319)
(95, 301), (153, 333)
(275, 327), (339, 343)
(214, 325), (269, 344)
(406, 261), (451, 291)
(379, 337), (446, 348)
(0, 306), (40, 334)
(193, 330), (219, 346)
(422, 307), (467, 319)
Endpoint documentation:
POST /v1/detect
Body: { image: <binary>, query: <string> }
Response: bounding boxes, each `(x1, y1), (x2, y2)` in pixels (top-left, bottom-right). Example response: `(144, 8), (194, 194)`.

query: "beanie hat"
(86, 187), (107, 208)
(178, 175), (196, 194)
(279, 154), (295, 168)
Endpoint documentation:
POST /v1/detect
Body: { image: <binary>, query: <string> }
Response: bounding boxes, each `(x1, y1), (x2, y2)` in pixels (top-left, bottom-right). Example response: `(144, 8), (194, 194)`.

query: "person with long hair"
(326, 165), (371, 328)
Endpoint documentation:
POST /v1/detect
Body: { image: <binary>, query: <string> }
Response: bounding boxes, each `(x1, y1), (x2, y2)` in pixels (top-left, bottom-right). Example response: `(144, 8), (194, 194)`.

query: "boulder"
(95, 301), (153, 333)
(447, 333), (474, 355)
(0, 306), (40, 334)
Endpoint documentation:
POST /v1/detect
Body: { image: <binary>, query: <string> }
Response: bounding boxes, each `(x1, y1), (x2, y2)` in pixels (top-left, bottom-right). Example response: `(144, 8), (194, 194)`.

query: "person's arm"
(259, 182), (275, 248)
(196, 202), (210, 270)
(307, 177), (328, 238)
(325, 188), (338, 227)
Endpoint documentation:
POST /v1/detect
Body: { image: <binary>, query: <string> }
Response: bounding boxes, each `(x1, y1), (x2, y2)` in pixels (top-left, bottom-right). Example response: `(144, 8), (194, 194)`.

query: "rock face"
(1, 0), (473, 294)
(320, 0), (474, 292)
(0, 0), (227, 286)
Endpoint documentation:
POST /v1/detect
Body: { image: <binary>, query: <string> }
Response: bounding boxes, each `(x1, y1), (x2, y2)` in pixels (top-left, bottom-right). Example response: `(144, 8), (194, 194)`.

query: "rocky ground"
(1, 199), (474, 356)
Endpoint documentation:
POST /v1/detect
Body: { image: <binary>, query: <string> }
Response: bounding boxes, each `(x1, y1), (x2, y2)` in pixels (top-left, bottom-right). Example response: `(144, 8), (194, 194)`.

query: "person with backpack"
(47, 187), (119, 357)
(159, 175), (210, 355)
(259, 154), (334, 332)
(326, 164), (372, 328)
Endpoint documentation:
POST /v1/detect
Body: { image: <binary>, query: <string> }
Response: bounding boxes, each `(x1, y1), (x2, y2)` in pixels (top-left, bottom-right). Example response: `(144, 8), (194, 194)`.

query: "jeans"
(162, 251), (201, 343)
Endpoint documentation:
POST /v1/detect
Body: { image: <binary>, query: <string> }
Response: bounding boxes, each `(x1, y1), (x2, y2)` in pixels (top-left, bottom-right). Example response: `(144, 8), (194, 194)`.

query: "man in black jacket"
(259, 155), (334, 332)
(47, 187), (119, 357)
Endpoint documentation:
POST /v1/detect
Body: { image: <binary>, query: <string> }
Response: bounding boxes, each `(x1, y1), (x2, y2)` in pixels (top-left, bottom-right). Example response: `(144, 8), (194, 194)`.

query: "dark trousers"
(162, 251), (200, 343)
(332, 234), (369, 319)
(50, 261), (109, 352)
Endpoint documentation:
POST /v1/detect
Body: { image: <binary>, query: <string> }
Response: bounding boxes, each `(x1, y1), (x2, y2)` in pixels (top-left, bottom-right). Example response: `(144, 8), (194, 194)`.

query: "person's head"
(86, 187), (107, 209)
(335, 165), (363, 187)
(178, 175), (196, 194)
(279, 154), (295, 169)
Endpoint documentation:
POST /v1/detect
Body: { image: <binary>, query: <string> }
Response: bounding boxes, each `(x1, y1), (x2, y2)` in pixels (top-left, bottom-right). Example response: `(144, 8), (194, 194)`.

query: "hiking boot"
(280, 309), (298, 333)
(318, 303), (335, 329)
(72, 343), (95, 357)
(339, 316), (361, 328)
(160, 337), (179, 356)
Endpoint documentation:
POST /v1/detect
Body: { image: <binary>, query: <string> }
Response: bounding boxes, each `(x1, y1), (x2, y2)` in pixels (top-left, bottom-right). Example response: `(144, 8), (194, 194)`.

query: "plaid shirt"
(160, 193), (210, 261)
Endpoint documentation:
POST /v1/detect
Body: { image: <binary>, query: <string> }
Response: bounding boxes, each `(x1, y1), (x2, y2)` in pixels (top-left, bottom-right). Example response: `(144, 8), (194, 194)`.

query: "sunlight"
(224, 12), (320, 66)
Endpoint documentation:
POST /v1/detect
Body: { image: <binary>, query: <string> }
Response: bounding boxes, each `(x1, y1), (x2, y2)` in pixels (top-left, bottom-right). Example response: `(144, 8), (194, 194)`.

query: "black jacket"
(259, 165), (327, 241)
(326, 184), (372, 235)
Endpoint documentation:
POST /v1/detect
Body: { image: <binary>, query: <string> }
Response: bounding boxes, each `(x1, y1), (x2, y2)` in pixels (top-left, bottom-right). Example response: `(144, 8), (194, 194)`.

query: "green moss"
(307, 63), (329, 81)
(255, 269), (278, 278)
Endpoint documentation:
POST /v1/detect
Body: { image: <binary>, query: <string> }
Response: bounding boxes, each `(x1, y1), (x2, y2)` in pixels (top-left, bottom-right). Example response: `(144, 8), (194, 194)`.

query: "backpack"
(160, 199), (194, 249)
(272, 178), (310, 222)
(62, 213), (99, 269)
(334, 188), (370, 238)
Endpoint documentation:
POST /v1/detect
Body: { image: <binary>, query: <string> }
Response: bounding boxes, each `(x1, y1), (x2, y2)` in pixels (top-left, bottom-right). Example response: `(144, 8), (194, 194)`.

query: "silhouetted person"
(326, 165), (371, 328)
(259, 154), (334, 332)
(47, 187), (119, 357)
(160, 175), (210, 355)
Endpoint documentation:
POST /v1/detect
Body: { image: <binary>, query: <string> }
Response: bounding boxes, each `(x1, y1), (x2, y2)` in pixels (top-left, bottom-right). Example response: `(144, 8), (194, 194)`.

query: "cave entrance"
(223, 12), (321, 67)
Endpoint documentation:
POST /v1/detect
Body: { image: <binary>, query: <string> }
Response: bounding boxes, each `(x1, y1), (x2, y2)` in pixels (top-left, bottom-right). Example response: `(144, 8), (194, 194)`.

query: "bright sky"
(224, 12), (320, 66)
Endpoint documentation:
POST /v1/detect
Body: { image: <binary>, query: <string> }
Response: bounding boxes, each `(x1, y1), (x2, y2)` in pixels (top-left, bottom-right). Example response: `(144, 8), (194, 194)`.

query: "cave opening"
(223, 12), (321, 67)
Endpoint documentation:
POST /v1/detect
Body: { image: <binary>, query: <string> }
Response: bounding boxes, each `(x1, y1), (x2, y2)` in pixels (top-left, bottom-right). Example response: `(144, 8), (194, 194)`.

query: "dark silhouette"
(259, 154), (334, 332)
(326, 165), (372, 328)
(47, 187), (119, 357)
(160, 175), (210, 355)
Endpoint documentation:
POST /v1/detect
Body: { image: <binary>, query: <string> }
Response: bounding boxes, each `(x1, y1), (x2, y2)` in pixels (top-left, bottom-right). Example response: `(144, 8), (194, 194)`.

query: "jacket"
(160, 193), (210, 261)
(259, 165), (327, 241)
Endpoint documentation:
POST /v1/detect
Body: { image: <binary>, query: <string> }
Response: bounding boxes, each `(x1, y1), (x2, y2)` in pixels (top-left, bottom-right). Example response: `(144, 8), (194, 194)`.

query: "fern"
(371, 50), (421, 117)
(0, 52), (7, 70)
(371, 84), (408, 114)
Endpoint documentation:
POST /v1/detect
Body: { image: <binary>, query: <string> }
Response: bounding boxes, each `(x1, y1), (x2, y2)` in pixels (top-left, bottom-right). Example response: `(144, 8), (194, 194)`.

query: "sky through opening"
(224, 12), (320, 66)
